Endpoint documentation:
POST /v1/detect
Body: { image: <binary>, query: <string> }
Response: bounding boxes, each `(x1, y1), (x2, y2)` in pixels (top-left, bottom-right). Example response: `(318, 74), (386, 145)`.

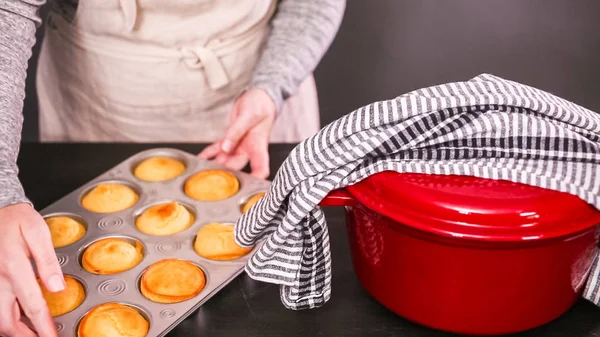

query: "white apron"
(36, 0), (320, 143)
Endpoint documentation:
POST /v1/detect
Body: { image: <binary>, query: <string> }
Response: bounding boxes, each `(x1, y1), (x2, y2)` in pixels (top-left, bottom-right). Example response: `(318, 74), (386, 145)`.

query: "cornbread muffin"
(241, 192), (266, 214)
(194, 223), (253, 261)
(45, 216), (87, 248)
(78, 303), (149, 337)
(184, 170), (239, 201)
(82, 238), (144, 275)
(38, 275), (85, 317)
(81, 183), (139, 213)
(140, 259), (206, 304)
(133, 156), (186, 182)
(135, 202), (194, 236)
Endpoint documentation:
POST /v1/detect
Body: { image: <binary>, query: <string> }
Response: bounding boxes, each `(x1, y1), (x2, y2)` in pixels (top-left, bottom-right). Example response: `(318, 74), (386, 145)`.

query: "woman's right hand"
(0, 203), (63, 337)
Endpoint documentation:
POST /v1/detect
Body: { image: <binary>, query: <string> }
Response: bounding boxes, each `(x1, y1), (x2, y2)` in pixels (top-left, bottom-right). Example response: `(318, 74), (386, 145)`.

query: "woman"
(0, 0), (345, 336)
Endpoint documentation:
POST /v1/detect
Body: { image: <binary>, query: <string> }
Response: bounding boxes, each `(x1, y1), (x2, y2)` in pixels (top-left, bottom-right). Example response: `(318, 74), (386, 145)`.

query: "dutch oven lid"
(345, 171), (600, 241)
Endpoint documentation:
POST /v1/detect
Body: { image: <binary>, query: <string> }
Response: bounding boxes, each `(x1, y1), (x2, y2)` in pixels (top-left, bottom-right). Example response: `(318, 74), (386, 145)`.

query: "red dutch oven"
(320, 171), (600, 336)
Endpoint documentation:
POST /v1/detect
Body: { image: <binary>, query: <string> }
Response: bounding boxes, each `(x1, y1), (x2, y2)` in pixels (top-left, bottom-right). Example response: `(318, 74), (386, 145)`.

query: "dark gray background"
(21, 0), (600, 142)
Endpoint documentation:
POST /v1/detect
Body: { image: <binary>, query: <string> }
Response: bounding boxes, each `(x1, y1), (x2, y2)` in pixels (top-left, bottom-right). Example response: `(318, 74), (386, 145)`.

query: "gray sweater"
(0, 0), (345, 209)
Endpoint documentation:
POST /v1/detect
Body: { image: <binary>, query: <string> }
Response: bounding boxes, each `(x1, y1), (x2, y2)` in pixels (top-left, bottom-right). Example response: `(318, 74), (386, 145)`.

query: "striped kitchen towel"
(234, 74), (600, 309)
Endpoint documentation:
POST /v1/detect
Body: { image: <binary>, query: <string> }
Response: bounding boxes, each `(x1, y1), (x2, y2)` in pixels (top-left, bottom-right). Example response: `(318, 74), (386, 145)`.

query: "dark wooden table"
(17, 143), (600, 337)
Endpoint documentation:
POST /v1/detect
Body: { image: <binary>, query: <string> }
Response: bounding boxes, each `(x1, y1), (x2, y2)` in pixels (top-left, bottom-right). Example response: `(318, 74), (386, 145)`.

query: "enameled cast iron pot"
(320, 171), (600, 336)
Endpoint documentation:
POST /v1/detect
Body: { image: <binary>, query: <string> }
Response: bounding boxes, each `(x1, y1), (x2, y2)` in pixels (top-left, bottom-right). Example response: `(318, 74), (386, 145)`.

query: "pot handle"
(319, 189), (356, 207)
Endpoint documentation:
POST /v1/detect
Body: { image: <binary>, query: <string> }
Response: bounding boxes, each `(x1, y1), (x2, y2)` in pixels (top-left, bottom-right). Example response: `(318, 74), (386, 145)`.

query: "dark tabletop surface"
(17, 143), (600, 337)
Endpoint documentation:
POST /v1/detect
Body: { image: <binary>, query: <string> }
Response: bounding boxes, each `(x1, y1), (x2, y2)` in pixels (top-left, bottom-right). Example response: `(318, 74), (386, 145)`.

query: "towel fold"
(234, 74), (600, 309)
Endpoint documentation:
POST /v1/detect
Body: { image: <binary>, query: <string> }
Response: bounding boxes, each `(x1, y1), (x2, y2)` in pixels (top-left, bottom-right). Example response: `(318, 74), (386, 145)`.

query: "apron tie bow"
(181, 46), (230, 90)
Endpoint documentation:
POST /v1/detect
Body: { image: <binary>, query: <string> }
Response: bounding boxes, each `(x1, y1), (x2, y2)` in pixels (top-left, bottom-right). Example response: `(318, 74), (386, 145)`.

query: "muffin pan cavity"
(38, 274), (87, 317)
(76, 302), (151, 337)
(78, 235), (145, 275)
(137, 259), (207, 304)
(240, 191), (267, 214)
(133, 200), (197, 236)
(80, 180), (142, 214)
(132, 151), (189, 183)
(43, 213), (89, 248)
(193, 222), (254, 261)
(183, 169), (241, 201)
(37, 148), (270, 337)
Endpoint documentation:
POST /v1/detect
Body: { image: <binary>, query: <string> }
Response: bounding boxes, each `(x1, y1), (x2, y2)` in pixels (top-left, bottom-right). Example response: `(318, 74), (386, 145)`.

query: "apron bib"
(36, 0), (320, 143)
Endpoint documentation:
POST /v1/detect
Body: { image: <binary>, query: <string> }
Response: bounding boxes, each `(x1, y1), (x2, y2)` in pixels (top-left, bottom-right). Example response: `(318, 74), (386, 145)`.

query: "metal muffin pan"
(37, 148), (270, 337)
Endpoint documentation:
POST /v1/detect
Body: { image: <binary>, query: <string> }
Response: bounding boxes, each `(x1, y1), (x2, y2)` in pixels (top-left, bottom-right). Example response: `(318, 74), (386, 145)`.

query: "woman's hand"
(0, 203), (63, 337)
(199, 88), (276, 179)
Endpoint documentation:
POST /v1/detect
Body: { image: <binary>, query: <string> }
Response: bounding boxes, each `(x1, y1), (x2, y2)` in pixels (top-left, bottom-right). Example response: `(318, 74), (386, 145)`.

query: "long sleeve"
(250, 0), (346, 114)
(0, 0), (45, 208)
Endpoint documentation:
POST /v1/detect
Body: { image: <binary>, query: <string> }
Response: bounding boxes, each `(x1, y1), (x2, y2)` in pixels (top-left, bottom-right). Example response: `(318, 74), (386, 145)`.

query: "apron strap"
(181, 46), (231, 90)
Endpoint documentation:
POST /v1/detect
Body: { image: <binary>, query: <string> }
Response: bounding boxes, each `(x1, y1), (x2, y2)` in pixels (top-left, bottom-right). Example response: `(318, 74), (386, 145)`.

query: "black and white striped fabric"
(234, 74), (600, 310)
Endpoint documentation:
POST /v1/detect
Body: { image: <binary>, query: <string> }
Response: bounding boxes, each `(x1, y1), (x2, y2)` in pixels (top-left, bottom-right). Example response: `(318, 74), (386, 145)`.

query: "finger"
(249, 145), (270, 179)
(224, 153), (249, 171)
(229, 99), (243, 122)
(20, 216), (64, 293)
(198, 141), (222, 159)
(13, 321), (37, 337)
(7, 253), (57, 337)
(0, 286), (36, 337)
(14, 301), (37, 337)
(214, 153), (229, 165)
(221, 112), (259, 154)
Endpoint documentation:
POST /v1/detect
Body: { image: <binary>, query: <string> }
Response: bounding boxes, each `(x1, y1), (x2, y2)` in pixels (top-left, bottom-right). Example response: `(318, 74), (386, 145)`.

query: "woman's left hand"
(199, 88), (276, 179)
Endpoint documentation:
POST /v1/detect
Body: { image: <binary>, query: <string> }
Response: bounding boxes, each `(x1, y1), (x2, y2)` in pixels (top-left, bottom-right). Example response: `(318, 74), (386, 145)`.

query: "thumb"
(221, 110), (259, 153)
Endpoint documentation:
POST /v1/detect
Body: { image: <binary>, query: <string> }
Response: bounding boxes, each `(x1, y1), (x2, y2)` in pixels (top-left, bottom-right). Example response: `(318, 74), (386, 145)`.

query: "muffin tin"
(36, 148), (270, 337)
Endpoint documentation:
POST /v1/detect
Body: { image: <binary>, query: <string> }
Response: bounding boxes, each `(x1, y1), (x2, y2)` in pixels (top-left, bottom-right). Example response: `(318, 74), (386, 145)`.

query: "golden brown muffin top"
(45, 216), (87, 248)
(194, 223), (253, 261)
(81, 184), (139, 213)
(184, 170), (239, 201)
(82, 238), (143, 275)
(38, 275), (85, 317)
(133, 156), (186, 182)
(241, 192), (266, 214)
(78, 303), (149, 337)
(135, 202), (194, 236)
(140, 259), (205, 304)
